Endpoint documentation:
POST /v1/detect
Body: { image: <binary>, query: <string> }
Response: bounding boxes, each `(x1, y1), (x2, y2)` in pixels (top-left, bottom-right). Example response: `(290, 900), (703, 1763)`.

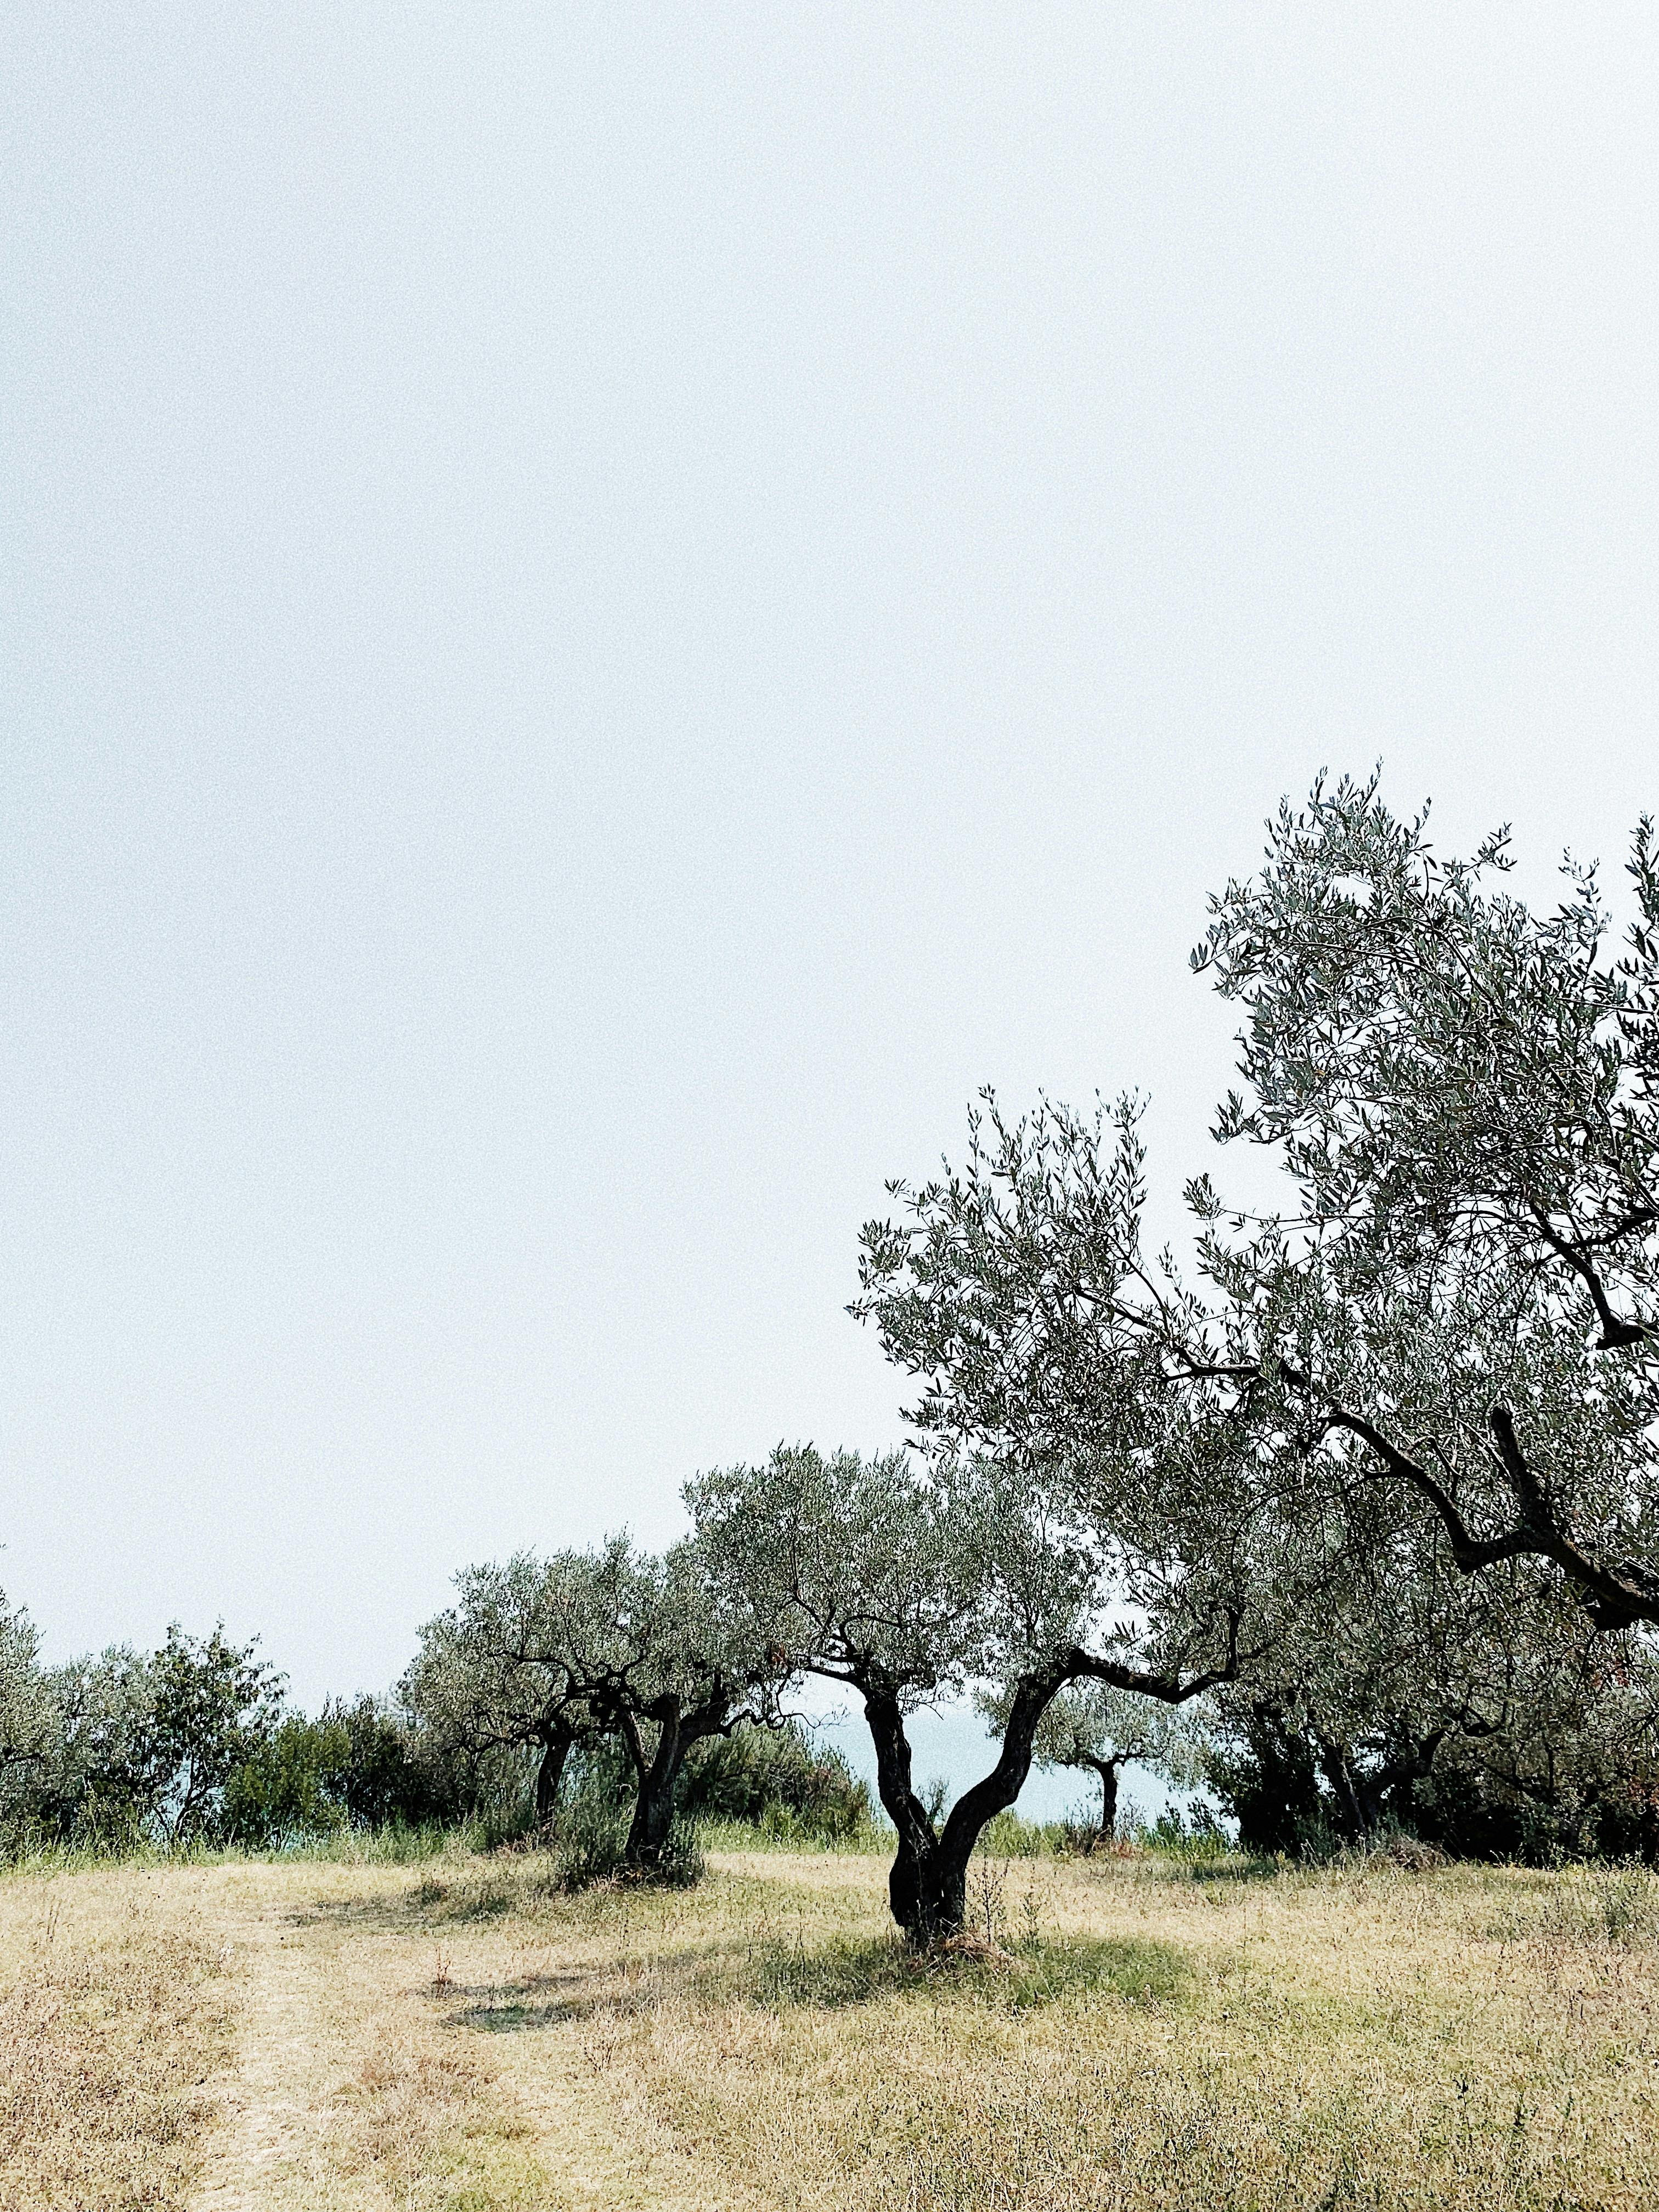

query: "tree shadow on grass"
(425, 1934), (1190, 2036)
(294, 1865), (601, 1932)
(437, 1960), (699, 2033)
(744, 1933), (1190, 2013)
(1139, 1856), (1277, 1887)
(439, 1974), (584, 2032)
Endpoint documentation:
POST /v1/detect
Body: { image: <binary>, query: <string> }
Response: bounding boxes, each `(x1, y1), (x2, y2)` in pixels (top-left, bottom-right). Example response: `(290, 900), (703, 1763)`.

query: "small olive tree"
(590, 1537), (789, 1869)
(411, 1534), (789, 1870)
(404, 1548), (612, 1823)
(690, 1445), (1252, 1942)
(982, 1679), (1211, 1845)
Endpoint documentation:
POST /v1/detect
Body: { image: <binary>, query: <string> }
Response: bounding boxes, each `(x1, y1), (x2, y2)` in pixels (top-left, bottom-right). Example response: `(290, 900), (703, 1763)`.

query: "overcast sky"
(5, 8), (1659, 1733)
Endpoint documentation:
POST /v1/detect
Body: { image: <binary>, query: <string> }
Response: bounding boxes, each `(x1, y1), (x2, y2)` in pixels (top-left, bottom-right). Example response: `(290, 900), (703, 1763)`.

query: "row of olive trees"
(0, 1611), (453, 1852)
(415, 776), (1659, 1930)
(9, 780), (1643, 1899)
(403, 1442), (1260, 1939)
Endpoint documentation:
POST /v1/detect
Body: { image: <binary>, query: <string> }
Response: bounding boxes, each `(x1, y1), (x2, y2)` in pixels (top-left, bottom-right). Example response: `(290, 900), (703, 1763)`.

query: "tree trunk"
(859, 1688), (941, 1937)
(1081, 1755), (1121, 1847)
(624, 1705), (685, 1871)
(534, 1727), (572, 1824)
(1318, 1737), (1370, 1844)
(863, 1671), (1063, 1944)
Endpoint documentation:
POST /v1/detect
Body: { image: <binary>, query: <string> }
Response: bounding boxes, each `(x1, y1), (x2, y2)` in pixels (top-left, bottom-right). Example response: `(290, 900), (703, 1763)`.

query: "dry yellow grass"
(0, 1866), (232, 2210)
(187, 1863), (550, 2210)
(435, 1844), (1659, 2212)
(5, 1842), (1659, 2209)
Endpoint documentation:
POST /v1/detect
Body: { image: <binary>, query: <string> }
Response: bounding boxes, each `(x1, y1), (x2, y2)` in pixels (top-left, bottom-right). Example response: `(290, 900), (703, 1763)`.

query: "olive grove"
(9, 772), (1659, 1916)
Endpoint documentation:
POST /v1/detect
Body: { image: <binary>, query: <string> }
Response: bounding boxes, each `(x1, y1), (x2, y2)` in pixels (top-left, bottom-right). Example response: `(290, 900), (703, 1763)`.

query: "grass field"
(4, 1837), (1659, 2209)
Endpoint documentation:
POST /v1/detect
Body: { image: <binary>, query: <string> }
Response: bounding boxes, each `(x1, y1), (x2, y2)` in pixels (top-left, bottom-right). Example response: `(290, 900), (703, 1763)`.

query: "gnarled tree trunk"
(1317, 1735), (1372, 1844)
(1080, 1753), (1122, 1847)
(613, 1701), (688, 1870)
(864, 1673), (1060, 1944)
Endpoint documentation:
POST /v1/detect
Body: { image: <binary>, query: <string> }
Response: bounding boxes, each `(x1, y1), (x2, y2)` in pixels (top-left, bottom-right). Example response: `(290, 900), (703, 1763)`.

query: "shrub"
(977, 1809), (1065, 1859)
(545, 1791), (631, 1889)
(222, 1717), (351, 1848)
(321, 1695), (471, 1829)
(534, 1783), (702, 1892)
(651, 1818), (706, 1888)
(94, 1626), (286, 1847)
(679, 1719), (873, 1842)
(1143, 1803), (1235, 1864)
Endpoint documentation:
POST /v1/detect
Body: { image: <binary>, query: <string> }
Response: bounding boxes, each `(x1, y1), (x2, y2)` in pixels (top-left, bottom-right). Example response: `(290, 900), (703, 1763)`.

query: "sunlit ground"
(5, 1838), (1659, 2209)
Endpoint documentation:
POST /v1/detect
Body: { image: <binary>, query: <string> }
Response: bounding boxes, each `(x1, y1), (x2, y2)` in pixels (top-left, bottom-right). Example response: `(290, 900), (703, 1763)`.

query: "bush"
(71, 1625), (287, 1849)
(1142, 1803), (1235, 1864)
(222, 1717), (349, 1848)
(977, 1809), (1066, 1859)
(652, 1819), (707, 1888)
(320, 1695), (470, 1829)
(532, 1782), (703, 1892)
(544, 1791), (630, 1890)
(679, 1720), (873, 1841)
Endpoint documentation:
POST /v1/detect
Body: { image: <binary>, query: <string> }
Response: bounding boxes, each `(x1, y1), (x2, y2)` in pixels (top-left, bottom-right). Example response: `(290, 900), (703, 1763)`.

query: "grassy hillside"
(4, 1839), (1659, 2208)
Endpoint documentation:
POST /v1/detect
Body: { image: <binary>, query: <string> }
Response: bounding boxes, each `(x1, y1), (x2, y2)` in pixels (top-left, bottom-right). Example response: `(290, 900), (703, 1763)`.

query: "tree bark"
(1317, 1736), (1370, 1844)
(860, 1687), (940, 1937)
(534, 1726), (573, 1824)
(622, 1704), (684, 1869)
(1081, 1754), (1121, 1846)
(863, 1671), (1063, 1944)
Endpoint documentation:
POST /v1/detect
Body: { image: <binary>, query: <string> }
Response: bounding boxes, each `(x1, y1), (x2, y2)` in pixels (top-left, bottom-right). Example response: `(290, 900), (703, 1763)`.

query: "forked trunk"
(889, 1825), (980, 1942)
(864, 1672), (1061, 1944)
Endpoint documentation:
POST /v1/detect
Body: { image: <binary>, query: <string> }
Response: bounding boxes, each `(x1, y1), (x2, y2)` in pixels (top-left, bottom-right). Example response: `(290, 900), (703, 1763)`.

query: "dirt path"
(190, 1867), (373, 2209)
(184, 1861), (722, 2212)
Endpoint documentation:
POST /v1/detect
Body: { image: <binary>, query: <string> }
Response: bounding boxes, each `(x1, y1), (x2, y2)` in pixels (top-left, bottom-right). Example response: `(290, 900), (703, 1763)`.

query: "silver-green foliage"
(1193, 772), (1659, 1632)
(851, 771), (1659, 1844)
(405, 1530), (789, 1868)
(689, 1445), (1243, 1936)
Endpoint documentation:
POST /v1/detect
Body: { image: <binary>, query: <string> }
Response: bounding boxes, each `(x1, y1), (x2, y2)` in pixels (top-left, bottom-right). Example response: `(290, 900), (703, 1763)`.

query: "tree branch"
(1528, 1209), (1650, 1350)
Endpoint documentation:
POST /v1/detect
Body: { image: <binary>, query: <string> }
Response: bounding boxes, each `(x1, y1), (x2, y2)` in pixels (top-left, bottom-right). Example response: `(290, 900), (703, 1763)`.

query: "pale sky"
(5, 7), (1659, 1759)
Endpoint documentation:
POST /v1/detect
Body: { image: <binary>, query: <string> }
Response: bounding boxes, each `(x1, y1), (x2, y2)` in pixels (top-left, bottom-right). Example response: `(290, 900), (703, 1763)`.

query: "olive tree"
(1200, 1489), (1635, 1850)
(0, 1595), (58, 1840)
(1189, 773), (1659, 1635)
(411, 1533), (789, 1870)
(849, 793), (1659, 1851)
(983, 1679), (1211, 1844)
(689, 1444), (1255, 1942)
(871, 1092), (1654, 1849)
(404, 1547), (613, 1822)
(590, 1536), (790, 1869)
